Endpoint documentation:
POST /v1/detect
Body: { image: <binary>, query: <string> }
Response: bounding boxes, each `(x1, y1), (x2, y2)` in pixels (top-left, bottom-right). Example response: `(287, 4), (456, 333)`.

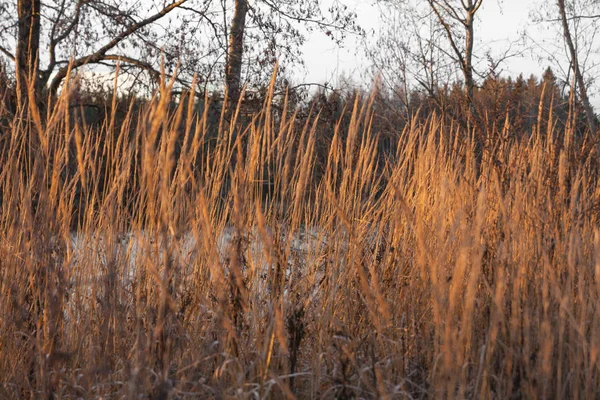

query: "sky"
(299, 0), (581, 100)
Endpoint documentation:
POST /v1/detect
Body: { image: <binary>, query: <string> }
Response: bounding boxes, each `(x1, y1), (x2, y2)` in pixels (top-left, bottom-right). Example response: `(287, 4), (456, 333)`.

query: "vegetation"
(0, 61), (600, 399)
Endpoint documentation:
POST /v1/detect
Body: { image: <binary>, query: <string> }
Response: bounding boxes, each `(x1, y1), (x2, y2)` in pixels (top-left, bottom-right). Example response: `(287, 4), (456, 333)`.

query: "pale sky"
(300, 0), (588, 101)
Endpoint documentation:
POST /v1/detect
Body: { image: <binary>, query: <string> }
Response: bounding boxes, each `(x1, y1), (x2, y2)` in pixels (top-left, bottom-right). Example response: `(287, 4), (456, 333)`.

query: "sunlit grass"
(1, 74), (600, 399)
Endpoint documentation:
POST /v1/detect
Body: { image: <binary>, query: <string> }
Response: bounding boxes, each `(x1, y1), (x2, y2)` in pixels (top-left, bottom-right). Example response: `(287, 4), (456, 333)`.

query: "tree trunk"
(558, 0), (596, 133)
(464, 7), (475, 105)
(16, 0), (41, 107)
(226, 0), (248, 111)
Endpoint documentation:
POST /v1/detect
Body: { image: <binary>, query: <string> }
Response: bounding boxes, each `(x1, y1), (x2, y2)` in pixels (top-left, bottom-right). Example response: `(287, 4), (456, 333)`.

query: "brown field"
(2, 76), (600, 399)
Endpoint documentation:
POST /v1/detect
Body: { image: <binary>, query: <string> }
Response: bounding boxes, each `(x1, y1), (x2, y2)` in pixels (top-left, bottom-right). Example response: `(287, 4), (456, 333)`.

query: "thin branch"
(260, 0), (355, 33)
(101, 54), (161, 80)
(50, 1), (84, 50)
(0, 44), (14, 61)
(473, 0), (484, 14)
(547, 14), (600, 22)
(439, 0), (466, 25)
(179, 6), (225, 48)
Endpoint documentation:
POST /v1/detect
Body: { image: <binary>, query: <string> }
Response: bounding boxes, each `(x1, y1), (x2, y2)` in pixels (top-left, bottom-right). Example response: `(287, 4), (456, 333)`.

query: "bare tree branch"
(260, 0), (356, 32)
(557, 0), (596, 132)
(428, 0), (466, 69)
(473, 0), (484, 14)
(547, 13), (600, 22)
(102, 54), (162, 80)
(42, 0), (84, 87)
(0, 44), (14, 61)
(49, 0), (188, 95)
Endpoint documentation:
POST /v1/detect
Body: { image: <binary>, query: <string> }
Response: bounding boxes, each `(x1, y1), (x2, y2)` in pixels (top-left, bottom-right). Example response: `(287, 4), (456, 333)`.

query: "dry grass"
(1, 74), (600, 399)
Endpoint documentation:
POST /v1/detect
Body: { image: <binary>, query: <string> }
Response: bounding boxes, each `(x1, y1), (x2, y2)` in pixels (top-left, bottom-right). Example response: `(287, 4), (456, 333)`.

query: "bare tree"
(219, 0), (362, 108)
(0, 0), (361, 113)
(557, 0), (596, 132)
(372, 0), (485, 113)
(368, 6), (456, 115)
(528, 0), (600, 133)
(47, 0), (188, 96)
(427, 0), (483, 108)
(1, 0), (193, 104)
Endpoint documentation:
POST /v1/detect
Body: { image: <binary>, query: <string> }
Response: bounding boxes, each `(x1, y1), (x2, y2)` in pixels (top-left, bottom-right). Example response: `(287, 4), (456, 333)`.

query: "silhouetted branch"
(49, 0), (188, 95)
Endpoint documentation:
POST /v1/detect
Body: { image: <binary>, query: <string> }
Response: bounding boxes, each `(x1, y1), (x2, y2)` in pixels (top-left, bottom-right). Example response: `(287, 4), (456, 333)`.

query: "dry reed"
(1, 73), (600, 399)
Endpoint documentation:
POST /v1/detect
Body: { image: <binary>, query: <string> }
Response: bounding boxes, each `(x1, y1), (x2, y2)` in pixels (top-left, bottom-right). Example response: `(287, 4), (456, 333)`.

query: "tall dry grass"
(1, 72), (600, 399)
